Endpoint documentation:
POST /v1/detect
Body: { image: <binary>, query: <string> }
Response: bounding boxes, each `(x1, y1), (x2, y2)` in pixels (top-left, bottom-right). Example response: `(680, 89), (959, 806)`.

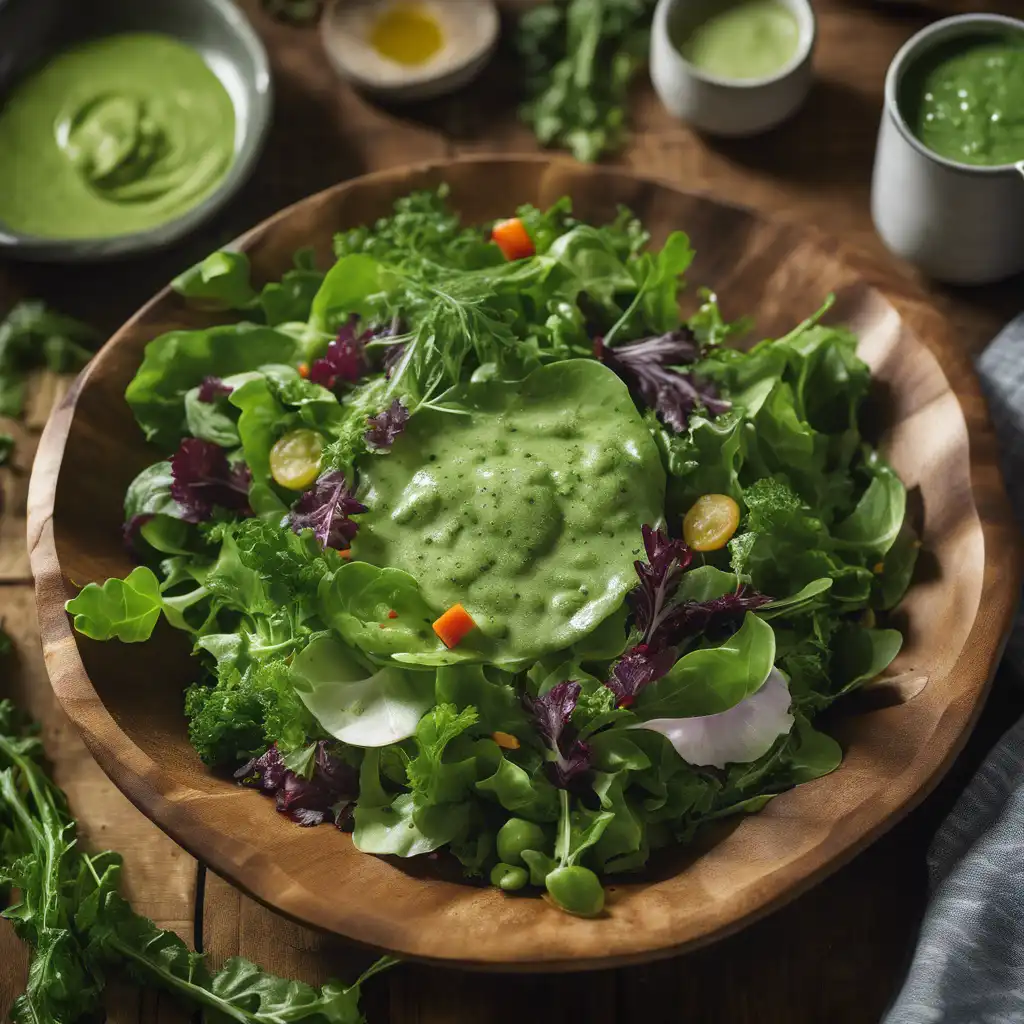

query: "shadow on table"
(702, 77), (881, 189)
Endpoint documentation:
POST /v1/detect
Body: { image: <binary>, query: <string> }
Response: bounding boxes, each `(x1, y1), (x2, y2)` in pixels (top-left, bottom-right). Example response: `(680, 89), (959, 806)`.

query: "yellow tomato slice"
(683, 494), (741, 552)
(269, 429), (324, 491)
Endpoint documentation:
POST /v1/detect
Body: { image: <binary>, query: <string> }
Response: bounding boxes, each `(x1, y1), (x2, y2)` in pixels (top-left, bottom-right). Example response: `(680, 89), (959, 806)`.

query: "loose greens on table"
(516, 0), (656, 163)
(67, 185), (916, 917)
(0, 698), (393, 1023)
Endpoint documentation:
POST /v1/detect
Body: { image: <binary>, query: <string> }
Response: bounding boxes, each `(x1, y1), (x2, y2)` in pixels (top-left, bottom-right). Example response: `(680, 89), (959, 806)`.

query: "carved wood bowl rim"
(27, 156), (1022, 971)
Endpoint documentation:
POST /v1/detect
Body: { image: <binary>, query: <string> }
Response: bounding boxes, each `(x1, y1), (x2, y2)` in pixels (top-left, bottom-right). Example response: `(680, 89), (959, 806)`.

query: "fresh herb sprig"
(0, 698), (393, 1023)
(516, 0), (656, 162)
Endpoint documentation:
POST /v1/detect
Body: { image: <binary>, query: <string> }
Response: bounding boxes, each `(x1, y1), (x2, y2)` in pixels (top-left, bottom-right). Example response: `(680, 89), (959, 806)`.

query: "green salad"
(67, 188), (916, 918)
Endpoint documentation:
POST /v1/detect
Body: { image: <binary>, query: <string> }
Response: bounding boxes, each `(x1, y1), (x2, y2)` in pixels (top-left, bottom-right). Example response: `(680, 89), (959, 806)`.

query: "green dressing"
(901, 33), (1024, 167)
(0, 33), (236, 239)
(352, 361), (666, 666)
(676, 0), (800, 81)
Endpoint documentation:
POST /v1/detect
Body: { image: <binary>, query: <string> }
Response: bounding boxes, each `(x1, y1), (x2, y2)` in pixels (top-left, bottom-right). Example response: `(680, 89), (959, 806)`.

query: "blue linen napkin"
(882, 315), (1024, 1024)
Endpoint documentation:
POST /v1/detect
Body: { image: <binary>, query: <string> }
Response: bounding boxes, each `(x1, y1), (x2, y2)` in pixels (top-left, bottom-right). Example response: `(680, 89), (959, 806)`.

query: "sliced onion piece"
(634, 668), (794, 769)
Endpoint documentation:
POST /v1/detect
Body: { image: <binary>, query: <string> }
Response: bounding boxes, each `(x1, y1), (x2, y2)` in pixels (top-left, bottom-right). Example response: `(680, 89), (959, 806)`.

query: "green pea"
(490, 862), (528, 892)
(496, 818), (547, 866)
(544, 865), (605, 918)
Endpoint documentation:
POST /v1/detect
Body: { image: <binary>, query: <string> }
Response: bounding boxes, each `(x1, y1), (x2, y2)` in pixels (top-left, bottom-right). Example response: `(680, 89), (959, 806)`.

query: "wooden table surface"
(2, 1), (1022, 1020)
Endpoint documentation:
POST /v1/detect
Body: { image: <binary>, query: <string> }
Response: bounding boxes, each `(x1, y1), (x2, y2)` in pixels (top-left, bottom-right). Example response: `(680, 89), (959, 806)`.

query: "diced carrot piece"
(297, 362), (309, 378)
(492, 731), (520, 750)
(388, 609), (398, 619)
(491, 218), (535, 261)
(338, 549), (352, 560)
(432, 603), (476, 648)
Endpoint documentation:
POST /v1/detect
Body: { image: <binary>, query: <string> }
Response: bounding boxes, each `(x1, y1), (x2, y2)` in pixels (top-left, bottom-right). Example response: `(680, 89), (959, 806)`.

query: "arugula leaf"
(0, 700), (395, 1019)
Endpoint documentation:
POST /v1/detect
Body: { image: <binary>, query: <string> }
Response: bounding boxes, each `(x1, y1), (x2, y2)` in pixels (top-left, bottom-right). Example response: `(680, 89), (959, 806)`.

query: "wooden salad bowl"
(28, 157), (1022, 970)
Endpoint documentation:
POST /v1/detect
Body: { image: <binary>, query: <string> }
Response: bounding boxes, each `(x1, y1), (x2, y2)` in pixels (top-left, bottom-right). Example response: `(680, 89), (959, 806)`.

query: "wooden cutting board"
(1, 0), (1021, 1019)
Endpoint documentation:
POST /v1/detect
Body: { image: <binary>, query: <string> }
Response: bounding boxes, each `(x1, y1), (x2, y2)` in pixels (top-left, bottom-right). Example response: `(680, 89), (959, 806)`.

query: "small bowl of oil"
(320, 0), (499, 102)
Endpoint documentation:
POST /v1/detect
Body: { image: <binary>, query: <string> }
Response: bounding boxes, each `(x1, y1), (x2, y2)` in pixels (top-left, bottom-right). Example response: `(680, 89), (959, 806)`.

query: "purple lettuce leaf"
(604, 524), (772, 708)
(595, 328), (729, 432)
(605, 644), (678, 708)
(656, 587), (773, 648)
(235, 742), (357, 828)
(365, 399), (410, 451)
(308, 317), (368, 388)
(631, 525), (693, 645)
(287, 470), (366, 550)
(197, 376), (233, 403)
(170, 438), (252, 523)
(524, 681), (592, 788)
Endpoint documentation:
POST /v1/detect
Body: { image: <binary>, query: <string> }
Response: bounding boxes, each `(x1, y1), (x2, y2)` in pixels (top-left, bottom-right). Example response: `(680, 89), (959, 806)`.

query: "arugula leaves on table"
(0, 301), (99, 417)
(0, 699), (394, 1021)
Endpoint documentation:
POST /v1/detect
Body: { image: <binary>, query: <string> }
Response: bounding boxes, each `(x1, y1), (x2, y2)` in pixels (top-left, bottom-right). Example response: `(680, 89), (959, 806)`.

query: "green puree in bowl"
(676, 0), (800, 81)
(0, 33), (236, 239)
(901, 33), (1024, 167)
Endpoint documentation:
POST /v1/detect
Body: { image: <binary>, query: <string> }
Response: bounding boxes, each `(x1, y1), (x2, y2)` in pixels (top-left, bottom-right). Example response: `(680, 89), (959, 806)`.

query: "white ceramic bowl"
(871, 14), (1024, 286)
(320, 0), (498, 103)
(650, 0), (816, 137)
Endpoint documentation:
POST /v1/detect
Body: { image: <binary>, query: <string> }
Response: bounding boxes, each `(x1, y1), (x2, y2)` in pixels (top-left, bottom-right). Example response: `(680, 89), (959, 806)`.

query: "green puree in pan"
(0, 33), (236, 239)
(901, 33), (1024, 167)
(676, 0), (800, 81)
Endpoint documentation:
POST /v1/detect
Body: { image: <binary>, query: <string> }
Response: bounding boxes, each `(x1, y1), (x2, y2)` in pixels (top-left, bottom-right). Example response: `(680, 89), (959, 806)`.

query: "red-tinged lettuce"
(309, 317), (368, 388)
(235, 742), (357, 827)
(606, 525), (771, 707)
(631, 524), (693, 646)
(197, 376), (233, 402)
(606, 644), (677, 708)
(524, 680), (591, 788)
(287, 470), (367, 551)
(364, 399), (410, 450)
(170, 438), (252, 523)
(595, 328), (729, 432)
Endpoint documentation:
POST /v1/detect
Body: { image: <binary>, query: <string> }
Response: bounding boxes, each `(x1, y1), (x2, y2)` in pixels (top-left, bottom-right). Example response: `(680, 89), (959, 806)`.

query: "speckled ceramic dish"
(0, 0), (271, 262)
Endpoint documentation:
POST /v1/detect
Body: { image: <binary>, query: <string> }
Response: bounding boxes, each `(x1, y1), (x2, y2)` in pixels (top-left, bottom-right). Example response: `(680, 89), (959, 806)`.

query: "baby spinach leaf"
(126, 325), (300, 448)
(65, 567), (163, 643)
(291, 635), (435, 747)
(756, 577), (833, 619)
(830, 624), (903, 695)
(832, 461), (906, 556)
(309, 254), (389, 334)
(184, 381), (241, 448)
(785, 714), (843, 783)
(872, 521), (920, 611)
(634, 613), (776, 719)
(258, 249), (324, 326)
(172, 250), (258, 311)
(675, 565), (744, 603)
